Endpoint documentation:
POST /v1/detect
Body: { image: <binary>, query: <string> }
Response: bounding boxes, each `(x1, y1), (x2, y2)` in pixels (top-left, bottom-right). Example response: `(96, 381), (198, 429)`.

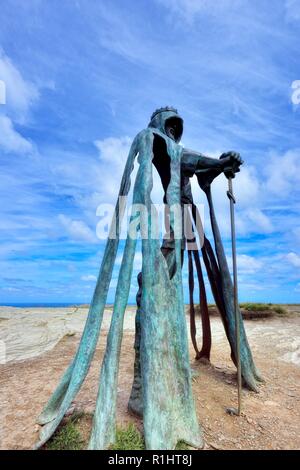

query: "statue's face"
(165, 117), (183, 143)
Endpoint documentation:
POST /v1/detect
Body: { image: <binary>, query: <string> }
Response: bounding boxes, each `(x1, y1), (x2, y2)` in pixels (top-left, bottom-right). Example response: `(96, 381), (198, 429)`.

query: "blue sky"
(0, 0), (299, 305)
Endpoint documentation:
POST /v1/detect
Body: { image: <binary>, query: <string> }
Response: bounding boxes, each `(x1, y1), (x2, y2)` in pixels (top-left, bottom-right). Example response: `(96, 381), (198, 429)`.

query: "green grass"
(110, 423), (145, 450)
(45, 412), (86, 450)
(46, 419), (193, 450)
(45, 415), (194, 451)
(46, 422), (85, 450)
(175, 441), (191, 450)
(273, 306), (286, 314)
(239, 302), (286, 314)
(110, 424), (192, 450)
(205, 302), (287, 316)
(240, 302), (272, 311)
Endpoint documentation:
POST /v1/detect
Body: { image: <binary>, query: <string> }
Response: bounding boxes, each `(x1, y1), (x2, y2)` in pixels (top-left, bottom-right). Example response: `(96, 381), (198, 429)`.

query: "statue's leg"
(128, 272), (143, 418)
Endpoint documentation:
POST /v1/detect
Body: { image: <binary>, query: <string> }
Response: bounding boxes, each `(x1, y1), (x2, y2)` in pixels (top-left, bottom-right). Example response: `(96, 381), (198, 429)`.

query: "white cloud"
(291, 227), (300, 243)
(93, 135), (164, 219)
(238, 281), (267, 292)
(189, 147), (300, 240)
(0, 50), (39, 156)
(239, 208), (273, 234)
(0, 286), (21, 292)
(195, 165), (273, 237)
(44, 137), (137, 241)
(0, 115), (33, 154)
(81, 274), (97, 281)
(228, 254), (263, 274)
(265, 149), (300, 195)
(58, 214), (97, 243)
(156, 0), (242, 22)
(286, 252), (300, 268)
(94, 136), (132, 203)
(95, 136), (131, 166)
(0, 49), (39, 122)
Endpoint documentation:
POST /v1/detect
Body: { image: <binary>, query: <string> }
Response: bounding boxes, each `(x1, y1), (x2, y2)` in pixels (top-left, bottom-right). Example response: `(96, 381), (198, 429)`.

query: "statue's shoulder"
(135, 128), (154, 140)
(133, 128), (156, 151)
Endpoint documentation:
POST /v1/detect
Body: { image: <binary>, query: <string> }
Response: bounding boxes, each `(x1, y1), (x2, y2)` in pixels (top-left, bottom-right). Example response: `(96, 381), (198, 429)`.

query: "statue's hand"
(219, 151), (243, 178)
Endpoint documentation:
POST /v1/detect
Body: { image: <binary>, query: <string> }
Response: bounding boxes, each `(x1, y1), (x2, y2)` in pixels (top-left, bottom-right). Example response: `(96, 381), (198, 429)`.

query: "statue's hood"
(148, 109), (183, 143)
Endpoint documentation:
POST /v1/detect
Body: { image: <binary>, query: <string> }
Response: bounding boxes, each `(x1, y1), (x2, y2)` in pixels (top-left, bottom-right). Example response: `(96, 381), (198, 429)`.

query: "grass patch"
(45, 412), (86, 450)
(240, 303), (286, 315)
(110, 423), (145, 450)
(240, 303), (273, 311)
(204, 303), (287, 317)
(175, 441), (191, 450)
(45, 416), (194, 450)
(46, 422), (84, 450)
(110, 424), (192, 451)
(273, 306), (286, 314)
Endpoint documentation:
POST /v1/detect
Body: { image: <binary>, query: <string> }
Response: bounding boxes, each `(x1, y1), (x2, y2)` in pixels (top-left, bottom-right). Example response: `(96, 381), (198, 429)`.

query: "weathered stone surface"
(0, 306), (136, 363)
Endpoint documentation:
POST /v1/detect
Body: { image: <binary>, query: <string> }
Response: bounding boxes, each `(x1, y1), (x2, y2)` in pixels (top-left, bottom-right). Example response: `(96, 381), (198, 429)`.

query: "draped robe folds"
(35, 109), (262, 450)
(35, 126), (203, 450)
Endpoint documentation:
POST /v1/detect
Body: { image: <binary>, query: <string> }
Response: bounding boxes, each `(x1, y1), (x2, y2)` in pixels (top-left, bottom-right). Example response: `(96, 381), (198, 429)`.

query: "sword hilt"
(226, 190), (236, 204)
(226, 175), (236, 203)
(223, 166), (236, 180)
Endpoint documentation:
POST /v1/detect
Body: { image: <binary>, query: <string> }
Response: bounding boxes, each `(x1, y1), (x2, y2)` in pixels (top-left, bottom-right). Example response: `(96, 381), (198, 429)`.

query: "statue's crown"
(151, 106), (178, 120)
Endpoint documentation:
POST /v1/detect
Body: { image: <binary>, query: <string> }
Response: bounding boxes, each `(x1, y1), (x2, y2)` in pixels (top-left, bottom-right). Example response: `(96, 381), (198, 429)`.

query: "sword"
(223, 166), (242, 417)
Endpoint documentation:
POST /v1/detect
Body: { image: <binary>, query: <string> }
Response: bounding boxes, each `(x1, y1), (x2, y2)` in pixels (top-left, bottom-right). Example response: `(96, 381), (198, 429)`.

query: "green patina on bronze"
(35, 108), (262, 450)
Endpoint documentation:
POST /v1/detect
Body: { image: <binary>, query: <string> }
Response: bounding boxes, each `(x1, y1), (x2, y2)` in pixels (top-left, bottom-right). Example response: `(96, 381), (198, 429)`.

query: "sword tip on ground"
(225, 407), (241, 416)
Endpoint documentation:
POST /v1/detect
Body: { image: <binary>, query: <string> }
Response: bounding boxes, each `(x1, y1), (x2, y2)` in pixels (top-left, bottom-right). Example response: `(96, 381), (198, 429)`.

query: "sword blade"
(228, 177), (242, 416)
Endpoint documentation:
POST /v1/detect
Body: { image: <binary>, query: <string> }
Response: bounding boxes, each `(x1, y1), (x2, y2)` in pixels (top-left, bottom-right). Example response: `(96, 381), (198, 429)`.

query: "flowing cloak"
(36, 109), (262, 450)
(180, 165), (263, 392)
(35, 124), (203, 450)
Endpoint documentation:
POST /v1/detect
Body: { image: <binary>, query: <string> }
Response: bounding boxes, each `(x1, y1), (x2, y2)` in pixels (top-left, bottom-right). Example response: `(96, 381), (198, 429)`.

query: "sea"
(0, 303), (82, 308)
(0, 303), (137, 308)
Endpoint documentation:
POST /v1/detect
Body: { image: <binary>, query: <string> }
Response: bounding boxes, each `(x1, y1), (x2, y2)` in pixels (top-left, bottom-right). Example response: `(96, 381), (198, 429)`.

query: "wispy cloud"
(286, 252), (300, 268)
(155, 0), (242, 23)
(0, 115), (33, 153)
(0, 0), (299, 303)
(81, 274), (97, 282)
(58, 214), (97, 244)
(0, 50), (38, 155)
(0, 49), (39, 122)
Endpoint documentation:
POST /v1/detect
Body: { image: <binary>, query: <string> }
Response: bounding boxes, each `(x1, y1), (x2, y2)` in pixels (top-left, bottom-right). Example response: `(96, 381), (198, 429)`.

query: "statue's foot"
(196, 354), (210, 364)
(128, 397), (143, 418)
(242, 365), (264, 392)
(242, 373), (259, 393)
(230, 349), (264, 392)
(254, 367), (265, 383)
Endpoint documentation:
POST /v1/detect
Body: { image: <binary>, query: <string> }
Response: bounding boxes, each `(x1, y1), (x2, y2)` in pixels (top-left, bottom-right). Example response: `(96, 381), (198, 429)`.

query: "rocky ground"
(0, 305), (300, 450)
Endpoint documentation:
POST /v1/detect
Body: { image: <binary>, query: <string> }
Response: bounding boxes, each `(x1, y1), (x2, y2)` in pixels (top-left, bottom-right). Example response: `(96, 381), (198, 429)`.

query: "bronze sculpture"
(35, 107), (262, 450)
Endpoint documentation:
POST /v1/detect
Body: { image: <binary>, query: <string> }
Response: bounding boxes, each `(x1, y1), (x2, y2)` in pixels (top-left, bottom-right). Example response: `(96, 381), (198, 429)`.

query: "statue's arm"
(181, 149), (243, 188)
(181, 149), (223, 177)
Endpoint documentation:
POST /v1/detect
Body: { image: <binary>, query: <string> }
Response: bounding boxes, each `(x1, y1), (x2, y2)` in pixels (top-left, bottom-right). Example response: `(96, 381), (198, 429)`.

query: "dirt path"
(1, 308), (300, 450)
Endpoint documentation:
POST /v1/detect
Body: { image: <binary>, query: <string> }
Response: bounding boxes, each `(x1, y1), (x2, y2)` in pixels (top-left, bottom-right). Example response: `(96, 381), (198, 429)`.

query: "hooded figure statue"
(35, 107), (262, 450)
